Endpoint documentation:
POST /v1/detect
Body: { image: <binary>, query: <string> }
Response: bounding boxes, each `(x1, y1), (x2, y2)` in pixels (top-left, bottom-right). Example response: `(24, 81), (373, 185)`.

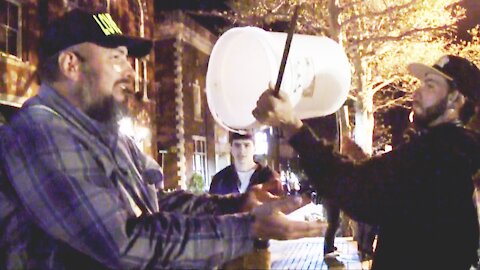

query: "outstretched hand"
(252, 195), (326, 240)
(241, 181), (282, 212)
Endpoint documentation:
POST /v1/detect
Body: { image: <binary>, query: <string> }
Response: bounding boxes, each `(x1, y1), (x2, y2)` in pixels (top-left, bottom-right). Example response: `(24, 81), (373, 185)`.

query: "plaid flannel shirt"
(0, 85), (255, 269)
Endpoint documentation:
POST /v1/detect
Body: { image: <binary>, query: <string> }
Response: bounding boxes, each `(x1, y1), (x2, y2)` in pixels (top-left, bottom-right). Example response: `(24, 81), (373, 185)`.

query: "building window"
(192, 79), (202, 121)
(192, 136), (208, 188)
(0, 0), (21, 57)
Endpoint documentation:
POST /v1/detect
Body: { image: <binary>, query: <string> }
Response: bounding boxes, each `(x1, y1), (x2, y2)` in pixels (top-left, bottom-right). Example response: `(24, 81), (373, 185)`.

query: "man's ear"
(58, 51), (82, 81)
(448, 91), (464, 107)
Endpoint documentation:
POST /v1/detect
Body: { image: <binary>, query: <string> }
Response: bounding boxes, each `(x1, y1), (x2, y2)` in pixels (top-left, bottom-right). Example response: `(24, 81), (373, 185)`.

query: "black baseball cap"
(408, 55), (480, 102)
(39, 9), (152, 62)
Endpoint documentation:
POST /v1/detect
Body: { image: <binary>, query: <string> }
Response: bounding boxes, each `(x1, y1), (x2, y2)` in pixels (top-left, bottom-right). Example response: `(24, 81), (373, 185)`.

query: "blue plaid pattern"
(0, 85), (254, 269)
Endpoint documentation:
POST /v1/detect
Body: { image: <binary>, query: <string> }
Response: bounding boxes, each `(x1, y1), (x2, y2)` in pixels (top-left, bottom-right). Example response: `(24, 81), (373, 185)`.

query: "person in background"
(321, 198), (342, 260)
(210, 131), (283, 269)
(341, 137), (377, 262)
(210, 131), (283, 196)
(0, 9), (325, 270)
(322, 136), (373, 266)
(253, 55), (480, 270)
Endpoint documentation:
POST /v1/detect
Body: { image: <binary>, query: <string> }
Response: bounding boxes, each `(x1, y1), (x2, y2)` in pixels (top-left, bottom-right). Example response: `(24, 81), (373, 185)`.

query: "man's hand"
(252, 86), (303, 138)
(252, 196), (326, 240)
(341, 136), (368, 161)
(241, 182), (281, 212)
(266, 171), (285, 196)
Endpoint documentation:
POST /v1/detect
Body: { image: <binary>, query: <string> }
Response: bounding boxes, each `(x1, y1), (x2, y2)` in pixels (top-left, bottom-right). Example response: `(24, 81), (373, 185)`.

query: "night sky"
(458, 0), (480, 41)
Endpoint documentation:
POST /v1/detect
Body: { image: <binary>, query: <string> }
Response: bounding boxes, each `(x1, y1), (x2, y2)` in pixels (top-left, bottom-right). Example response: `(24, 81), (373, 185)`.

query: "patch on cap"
(92, 13), (123, 36)
(436, 55), (450, 69)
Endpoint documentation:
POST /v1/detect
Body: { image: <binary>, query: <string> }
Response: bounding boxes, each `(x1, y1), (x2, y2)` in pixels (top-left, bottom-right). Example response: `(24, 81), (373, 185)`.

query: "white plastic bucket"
(206, 26), (351, 133)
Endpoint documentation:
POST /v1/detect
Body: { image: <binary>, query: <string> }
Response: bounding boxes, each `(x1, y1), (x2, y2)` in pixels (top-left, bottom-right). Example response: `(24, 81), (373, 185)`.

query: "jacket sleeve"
(157, 190), (247, 215)
(289, 125), (432, 225)
(125, 137), (244, 216)
(209, 173), (222, 194)
(2, 118), (254, 269)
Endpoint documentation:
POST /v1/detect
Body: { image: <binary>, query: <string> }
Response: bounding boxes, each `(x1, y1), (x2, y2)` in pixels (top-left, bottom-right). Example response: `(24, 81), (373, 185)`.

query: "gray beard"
(76, 66), (129, 126)
(84, 95), (126, 126)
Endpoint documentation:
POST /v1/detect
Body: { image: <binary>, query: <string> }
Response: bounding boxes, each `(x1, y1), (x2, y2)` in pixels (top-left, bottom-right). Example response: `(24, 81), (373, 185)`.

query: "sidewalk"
(269, 202), (372, 269)
(270, 237), (372, 270)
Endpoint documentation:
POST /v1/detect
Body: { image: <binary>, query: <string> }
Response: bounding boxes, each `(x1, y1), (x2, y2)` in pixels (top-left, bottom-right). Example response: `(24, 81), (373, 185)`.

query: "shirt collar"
(31, 84), (119, 147)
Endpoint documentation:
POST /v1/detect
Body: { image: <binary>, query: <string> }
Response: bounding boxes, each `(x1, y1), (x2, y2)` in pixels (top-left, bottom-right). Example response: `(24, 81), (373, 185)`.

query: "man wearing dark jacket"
(210, 132), (283, 269)
(210, 132), (282, 196)
(253, 55), (480, 269)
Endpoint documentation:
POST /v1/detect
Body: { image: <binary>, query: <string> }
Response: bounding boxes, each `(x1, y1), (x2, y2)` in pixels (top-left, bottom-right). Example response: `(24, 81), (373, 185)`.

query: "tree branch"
(368, 77), (399, 96)
(374, 95), (411, 113)
(339, 0), (367, 13)
(327, 0), (341, 41)
(351, 25), (452, 46)
(258, 1), (290, 17)
(341, 0), (417, 28)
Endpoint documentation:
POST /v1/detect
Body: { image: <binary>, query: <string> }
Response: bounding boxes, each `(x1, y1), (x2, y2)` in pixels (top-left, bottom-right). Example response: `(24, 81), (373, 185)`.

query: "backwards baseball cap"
(408, 55), (480, 102)
(39, 9), (152, 62)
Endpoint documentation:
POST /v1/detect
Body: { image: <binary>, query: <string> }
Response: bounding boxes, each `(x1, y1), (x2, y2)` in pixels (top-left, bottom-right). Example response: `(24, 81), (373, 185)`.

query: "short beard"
(84, 95), (126, 126)
(413, 96), (448, 129)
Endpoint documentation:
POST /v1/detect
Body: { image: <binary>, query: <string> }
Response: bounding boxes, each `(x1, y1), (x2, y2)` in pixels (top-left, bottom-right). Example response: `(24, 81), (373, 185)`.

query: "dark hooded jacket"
(290, 123), (480, 270)
(209, 164), (278, 196)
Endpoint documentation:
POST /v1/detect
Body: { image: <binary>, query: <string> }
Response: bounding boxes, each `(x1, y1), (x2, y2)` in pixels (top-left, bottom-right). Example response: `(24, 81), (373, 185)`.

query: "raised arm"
(252, 88), (478, 225)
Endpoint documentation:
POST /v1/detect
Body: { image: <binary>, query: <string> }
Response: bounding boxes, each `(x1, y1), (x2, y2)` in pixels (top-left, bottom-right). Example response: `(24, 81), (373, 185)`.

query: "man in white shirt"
(210, 131), (283, 269)
(210, 131), (282, 196)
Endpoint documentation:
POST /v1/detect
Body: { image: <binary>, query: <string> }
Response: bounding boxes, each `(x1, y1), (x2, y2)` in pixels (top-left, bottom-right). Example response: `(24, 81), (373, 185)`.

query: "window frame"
(192, 135), (209, 189)
(192, 79), (202, 122)
(0, 0), (22, 58)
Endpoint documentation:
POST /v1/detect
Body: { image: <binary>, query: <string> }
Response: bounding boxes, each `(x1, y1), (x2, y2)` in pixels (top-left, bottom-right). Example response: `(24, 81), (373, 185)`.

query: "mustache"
(115, 78), (149, 102)
(115, 79), (135, 95)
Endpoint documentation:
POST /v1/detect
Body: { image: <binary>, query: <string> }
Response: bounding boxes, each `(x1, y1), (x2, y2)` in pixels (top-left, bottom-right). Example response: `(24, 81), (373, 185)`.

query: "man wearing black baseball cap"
(0, 9), (325, 270)
(35, 8), (153, 123)
(408, 55), (480, 129)
(38, 9), (152, 60)
(252, 55), (480, 269)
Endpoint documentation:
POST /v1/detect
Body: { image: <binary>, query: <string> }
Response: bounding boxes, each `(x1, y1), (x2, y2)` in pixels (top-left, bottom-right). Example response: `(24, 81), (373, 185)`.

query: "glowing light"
(254, 131), (268, 155)
(118, 117), (135, 137)
(118, 117), (151, 150)
(136, 126), (150, 141)
(384, 144), (392, 152)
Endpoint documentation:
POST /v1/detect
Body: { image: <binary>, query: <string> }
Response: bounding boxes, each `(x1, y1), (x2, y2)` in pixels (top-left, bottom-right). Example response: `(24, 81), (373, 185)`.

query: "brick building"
(0, 0), (229, 191)
(154, 11), (230, 190)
